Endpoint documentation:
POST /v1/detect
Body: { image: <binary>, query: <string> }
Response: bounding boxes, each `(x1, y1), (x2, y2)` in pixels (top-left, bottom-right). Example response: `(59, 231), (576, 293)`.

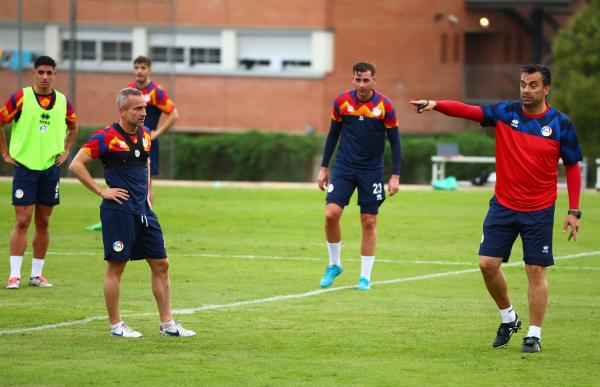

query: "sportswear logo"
(119, 141), (127, 149)
(359, 116), (364, 121)
(113, 241), (124, 252)
(40, 113), (50, 120)
(54, 182), (59, 199)
(511, 119), (519, 128)
(376, 194), (382, 200)
(542, 245), (549, 254)
(327, 183), (334, 193)
(541, 126), (552, 137)
(39, 125), (47, 132)
(372, 107), (381, 116)
(15, 189), (24, 199)
(347, 105), (354, 113)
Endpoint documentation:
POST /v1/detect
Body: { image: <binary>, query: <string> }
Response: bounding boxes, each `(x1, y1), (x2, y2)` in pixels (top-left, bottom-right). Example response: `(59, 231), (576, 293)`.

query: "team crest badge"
(134, 149), (141, 158)
(112, 241), (124, 252)
(327, 183), (334, 193)
(541, 126), (552, 137)
(372, 107), (381, 117)
(347, 105), (354, 113)
(15, 189), (24, 199)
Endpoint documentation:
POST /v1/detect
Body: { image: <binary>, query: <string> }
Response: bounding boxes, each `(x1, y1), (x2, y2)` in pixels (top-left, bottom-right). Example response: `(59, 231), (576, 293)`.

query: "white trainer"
(160, 321), (196, 337)
(110, 322), (143, 338)
(29, 276), (53, 288)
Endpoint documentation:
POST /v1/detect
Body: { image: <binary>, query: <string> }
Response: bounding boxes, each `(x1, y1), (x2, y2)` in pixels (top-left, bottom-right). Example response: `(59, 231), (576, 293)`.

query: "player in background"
(129, 55), (178, 204)
(0, 55), (78, 289)
(318, 62), (402, 291)
(411, 64), (583, 353)
(69, 87), (194, 338)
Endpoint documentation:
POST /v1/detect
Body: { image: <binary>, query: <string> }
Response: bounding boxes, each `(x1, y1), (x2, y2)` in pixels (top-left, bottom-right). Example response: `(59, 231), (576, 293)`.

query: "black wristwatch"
(568, 209), (582, 219)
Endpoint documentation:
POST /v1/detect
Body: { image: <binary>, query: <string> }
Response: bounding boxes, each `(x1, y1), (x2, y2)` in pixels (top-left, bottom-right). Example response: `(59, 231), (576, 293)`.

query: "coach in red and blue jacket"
(411, 64), (582, 353)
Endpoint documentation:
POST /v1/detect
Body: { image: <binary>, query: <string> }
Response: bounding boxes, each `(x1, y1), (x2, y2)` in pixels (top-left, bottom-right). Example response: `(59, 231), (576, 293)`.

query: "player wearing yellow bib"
(0, 56), (78, 289)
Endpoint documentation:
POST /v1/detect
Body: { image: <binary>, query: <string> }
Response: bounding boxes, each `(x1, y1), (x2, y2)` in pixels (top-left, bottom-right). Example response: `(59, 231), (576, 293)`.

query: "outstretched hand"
(409, 99), (437, 113)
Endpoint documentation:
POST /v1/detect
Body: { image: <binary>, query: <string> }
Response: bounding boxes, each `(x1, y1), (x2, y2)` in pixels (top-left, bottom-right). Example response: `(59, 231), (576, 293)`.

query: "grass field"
(0, 180), (599, 386)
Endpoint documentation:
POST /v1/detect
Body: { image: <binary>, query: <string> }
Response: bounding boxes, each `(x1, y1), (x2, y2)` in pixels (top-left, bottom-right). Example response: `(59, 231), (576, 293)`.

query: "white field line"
(1, 251), (599, 336)
(46, 251), (476, 266)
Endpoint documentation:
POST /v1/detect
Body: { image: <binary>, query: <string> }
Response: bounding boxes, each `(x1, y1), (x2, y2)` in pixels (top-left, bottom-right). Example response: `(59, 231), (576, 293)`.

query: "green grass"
(0, 181), (599, 386)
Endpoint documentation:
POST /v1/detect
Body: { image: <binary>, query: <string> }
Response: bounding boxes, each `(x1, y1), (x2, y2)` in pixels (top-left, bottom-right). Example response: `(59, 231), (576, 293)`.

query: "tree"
(553, 0), (600, 185)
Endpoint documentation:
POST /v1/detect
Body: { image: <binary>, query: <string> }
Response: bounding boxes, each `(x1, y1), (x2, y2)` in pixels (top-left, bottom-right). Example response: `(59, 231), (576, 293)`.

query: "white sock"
(10, 256), (23, 278)
(527, 325), (542, 339)
(360, 256), (375, 280)
(500, 305), (516, 323)
(160, 320), (176, 328)
(110, 321), (124, 330)
(31, 258), (45, 277)
(327, 241), (341, 266)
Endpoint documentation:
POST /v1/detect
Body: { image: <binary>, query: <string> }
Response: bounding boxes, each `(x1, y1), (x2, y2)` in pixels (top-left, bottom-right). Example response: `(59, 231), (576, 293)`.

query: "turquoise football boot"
(320, 265), (343, 288)
(357, 276), (371, 290)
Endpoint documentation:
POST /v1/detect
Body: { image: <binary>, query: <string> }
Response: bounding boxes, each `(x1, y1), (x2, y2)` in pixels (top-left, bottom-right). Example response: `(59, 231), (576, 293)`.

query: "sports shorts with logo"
(12, 164), (60, 206)
(100, 208), (167, 261)
(326, 167), (385, 215)
(479, 196), (555, 267)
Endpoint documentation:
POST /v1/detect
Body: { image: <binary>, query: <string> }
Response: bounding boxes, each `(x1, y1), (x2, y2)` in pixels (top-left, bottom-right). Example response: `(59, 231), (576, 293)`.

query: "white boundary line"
(1, 251), (599, 336)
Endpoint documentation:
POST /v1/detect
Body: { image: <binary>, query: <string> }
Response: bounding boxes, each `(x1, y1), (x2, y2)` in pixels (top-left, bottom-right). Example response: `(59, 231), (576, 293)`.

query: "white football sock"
(10, 256), (23, 278)
(360, 256), (375, 280)
(31, 258), (45, 277)
(527, 325), (541, 339)
(160, 320), (176, 328)
(327, 241), (341, 266)
(110, 321), (124, 330)
(500, 305), (516, 324)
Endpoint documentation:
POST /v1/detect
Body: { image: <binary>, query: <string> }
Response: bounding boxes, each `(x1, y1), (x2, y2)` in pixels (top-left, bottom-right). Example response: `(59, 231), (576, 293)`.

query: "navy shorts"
(12, 164), (60, 206)
(100, 208), (167, 261)
(479, 196), (555, 267)
(326, 168), (385, 215)
(150, 139), (160, 176)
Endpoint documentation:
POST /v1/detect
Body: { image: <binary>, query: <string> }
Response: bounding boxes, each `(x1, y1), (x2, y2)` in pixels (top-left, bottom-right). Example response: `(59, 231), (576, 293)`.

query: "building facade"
(0, 0), (586, 134)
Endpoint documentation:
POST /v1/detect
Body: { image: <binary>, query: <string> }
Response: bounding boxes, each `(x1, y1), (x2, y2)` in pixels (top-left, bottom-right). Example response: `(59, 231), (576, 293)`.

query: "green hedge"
(172, 129), (495, 183)
(174, 131), (323, 181)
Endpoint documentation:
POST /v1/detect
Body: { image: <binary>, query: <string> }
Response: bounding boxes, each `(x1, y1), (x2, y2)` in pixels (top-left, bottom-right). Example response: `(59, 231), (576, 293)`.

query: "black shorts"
(479, 196), (555, 267)
(12, 164), (60, 206)
(100, 208), (167, 261)
(326, 167), (385, 215)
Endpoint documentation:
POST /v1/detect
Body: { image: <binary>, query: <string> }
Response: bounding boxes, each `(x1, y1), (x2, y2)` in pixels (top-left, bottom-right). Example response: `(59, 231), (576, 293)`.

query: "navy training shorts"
(326, 167), (385, 215)
(100, 208), (167, 261)
(12, 164), (60, 206)
(479, 196), (555, 267)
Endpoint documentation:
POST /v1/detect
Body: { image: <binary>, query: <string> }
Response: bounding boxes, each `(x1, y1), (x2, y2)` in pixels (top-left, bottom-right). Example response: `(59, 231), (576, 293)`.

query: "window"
(62, 40), (97, 61)
(101, 41), (132, 61)
(150, 46), (185, 63)
(190, 48), (221, 65)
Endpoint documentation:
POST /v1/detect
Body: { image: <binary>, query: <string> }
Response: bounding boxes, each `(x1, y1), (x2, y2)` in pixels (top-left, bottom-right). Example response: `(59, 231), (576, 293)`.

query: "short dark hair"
(521, 64), (551, 86)
(34, 55), (56, 69)
(133, 55), (152, 67)
(353, 62), (376, 76)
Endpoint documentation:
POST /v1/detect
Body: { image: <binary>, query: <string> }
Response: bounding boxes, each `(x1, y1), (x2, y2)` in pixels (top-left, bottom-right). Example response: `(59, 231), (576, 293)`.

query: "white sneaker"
(160, 321), (196, 337)
(110, 322), (143, 338)
(29, 276), (53, 288)
(6, 277), (20, 289)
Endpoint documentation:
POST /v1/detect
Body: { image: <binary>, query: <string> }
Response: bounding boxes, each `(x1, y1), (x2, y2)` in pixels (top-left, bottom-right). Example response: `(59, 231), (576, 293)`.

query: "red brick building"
(0, 0), (586, 134)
